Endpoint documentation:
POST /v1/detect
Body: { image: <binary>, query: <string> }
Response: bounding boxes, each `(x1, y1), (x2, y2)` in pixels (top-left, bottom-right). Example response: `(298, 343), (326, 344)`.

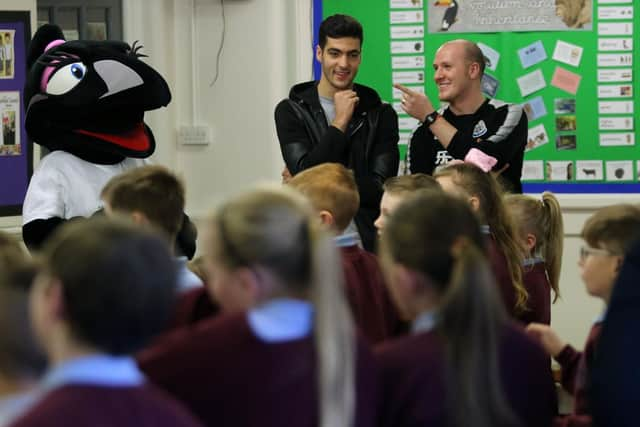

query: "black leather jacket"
(275, 81), (399, 252)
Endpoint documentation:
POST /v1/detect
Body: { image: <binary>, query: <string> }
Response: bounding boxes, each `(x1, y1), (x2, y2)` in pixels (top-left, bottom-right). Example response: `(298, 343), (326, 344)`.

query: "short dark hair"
(463, 40), (486, 75)
(42, 217), (177, 355)
(383, 173), (440, 195)
(0, 233), (46, 379)
(319, 14), (363, 49)
(101, 165), (185, 241)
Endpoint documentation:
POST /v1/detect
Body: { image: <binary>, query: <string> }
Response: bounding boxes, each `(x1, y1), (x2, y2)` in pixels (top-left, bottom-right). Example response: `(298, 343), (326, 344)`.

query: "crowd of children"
(1, 162), (639, 427)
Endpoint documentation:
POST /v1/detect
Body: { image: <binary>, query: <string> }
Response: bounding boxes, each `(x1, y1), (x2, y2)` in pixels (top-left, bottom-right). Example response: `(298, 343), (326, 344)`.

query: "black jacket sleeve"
(408, 124), (438, 175)
(354, 104), (399, 210)
(22, 217), (66, 252)
(274, 100), (348, 174)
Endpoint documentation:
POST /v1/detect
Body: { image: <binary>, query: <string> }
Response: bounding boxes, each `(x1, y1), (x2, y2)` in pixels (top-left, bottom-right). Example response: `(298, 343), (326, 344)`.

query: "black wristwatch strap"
(424, 110), (440, 126)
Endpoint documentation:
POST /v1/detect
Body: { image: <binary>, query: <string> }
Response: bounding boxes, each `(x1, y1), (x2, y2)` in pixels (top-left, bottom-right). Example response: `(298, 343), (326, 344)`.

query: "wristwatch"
(424, 110), (440, 126)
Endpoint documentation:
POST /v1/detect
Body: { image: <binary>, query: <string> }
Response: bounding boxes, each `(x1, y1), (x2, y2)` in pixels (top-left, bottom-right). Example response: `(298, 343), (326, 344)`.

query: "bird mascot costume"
(21, 24), (195, 256)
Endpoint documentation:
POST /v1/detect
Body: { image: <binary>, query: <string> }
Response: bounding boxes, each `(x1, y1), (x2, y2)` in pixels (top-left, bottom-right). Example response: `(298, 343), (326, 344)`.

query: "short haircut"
(41, 217), (177, 355)
(446, 39), (486, 76)
(0, 233), (46, 379)
(383, 173), (440, 196)
(287, 163), (359, 232)
(319, 14), (363, 49)
(582, 204), (640, 255)
(101, 165), (185, 241)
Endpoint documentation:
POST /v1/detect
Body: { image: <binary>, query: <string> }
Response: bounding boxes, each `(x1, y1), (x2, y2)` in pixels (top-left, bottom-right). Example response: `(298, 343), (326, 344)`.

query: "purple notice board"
(0, 11), (31, 216)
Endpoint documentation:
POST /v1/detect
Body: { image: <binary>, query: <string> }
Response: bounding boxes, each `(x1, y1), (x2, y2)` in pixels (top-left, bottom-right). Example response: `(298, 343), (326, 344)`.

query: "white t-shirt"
(22, 151), (147, 224)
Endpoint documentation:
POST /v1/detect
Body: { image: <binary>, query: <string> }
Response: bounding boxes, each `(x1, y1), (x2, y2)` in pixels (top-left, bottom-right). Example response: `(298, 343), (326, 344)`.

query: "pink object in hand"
(464, 148), (498, 172)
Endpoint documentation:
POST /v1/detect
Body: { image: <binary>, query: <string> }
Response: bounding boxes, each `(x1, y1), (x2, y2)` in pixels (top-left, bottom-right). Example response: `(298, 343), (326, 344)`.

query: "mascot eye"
(45, 62), (87, 95)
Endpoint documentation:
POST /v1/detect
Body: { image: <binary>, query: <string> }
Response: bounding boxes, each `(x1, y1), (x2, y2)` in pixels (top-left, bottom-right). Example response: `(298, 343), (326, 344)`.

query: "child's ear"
(525, 233), (537, 252)
(468, 195), (481, 212)
(318, 210), (335, 228)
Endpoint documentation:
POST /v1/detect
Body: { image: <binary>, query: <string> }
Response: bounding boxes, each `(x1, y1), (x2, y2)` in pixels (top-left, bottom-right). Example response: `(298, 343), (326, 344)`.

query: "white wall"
(122, 0), (313, 218)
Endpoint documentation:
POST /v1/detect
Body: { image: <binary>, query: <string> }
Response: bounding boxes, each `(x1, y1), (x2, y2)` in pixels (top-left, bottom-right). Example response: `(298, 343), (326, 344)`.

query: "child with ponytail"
(505, 192), (564, 324)
(138, 186), (376, 427)
(434, 163), (529, 322)
(375, 191), (556, 427)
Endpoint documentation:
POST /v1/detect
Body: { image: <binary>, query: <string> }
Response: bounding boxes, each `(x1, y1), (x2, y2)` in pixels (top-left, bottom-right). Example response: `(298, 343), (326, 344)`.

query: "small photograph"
(554, 98), (576, 114)
(606, 161), (633, 182)
(481, 73), (499, 97)
(576, 160), (603, 181)
(526, 124), (549, 151)
(620, 85), (632, 96)
(0, 30), (15, 79)
(1, 109), (16, 145)
(546, 161), (573, 181)
(556, 134), (577, 150)
(556, 115), (577, 131)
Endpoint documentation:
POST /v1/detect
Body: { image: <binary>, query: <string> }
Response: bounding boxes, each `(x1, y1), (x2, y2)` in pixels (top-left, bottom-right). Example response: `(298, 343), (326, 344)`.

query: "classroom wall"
(2, 0), (639, 349)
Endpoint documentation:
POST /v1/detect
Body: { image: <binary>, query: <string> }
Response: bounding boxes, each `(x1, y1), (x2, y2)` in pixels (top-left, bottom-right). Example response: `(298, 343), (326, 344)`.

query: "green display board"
(316, 0), (639, 193)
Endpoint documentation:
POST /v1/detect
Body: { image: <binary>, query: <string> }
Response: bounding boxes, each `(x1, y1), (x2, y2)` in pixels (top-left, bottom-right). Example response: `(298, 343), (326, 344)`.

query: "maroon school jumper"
(138, 312), (377, 427)
(10, 385), (204, 427)
(169, 286), (219, 330)
(520, 259), (552, 325)
(341, 244), (406, 344)
(486, 237), (551, 325)
(375, 323), (557, 427)
(553, 321), (603, 427)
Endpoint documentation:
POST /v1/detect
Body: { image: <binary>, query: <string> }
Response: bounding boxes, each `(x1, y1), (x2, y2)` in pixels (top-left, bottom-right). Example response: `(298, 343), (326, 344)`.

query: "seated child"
(0, 233), (46, 425)
(374, 173), (440, 235)
(10, 218), (203, 427)
(138, 186), (377, 427)
(375, 191), (557, 427)
(101, 165), (203, 293)
(526, 204), (640, 427)
(505, 192), (564, 324)
(288, 163), (403, 344)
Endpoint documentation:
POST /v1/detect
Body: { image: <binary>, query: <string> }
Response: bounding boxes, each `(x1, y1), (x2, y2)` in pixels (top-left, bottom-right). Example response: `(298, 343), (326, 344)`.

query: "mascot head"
(24, 25), (171, 164)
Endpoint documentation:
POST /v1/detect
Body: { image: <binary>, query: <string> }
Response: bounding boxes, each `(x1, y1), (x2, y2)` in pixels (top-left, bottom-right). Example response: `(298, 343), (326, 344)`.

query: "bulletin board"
(0, 11), (32, 215)
(314, 0), (640, 193)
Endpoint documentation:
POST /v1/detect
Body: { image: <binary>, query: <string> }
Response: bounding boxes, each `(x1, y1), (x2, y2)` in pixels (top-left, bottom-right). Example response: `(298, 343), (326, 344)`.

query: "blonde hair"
(382, 173), (440, 196)
(382, 192), (518, 427)
(505, 192), (563, 302)
(287, 163), (359, 232)
(211, 185), (355, 427)
(434, 164), (527, 312)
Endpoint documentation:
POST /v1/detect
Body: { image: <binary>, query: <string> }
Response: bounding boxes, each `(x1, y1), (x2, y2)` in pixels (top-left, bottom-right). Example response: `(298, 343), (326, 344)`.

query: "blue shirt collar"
(480, 225), (490, 235)
(42, 354), (145, 391)
(333, 232), (361, 248)
(247, 298), (313, 343)
(174, 256), (204, 292)
(523, 256), (545, 267)
(412, 309), (437, 334)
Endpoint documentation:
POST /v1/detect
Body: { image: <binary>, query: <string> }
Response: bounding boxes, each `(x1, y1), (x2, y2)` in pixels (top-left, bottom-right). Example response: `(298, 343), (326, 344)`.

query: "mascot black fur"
(22, 25), (195, 256)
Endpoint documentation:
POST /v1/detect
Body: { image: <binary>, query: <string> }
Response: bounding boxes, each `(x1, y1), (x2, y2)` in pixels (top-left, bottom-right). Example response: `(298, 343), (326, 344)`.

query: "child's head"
(375, 174), (440, 234)
(287, 163), (359, 234)
(379, 190), (516, 427)
(101, 165), (185, 245)
(204, 185), (355, 426)
(504, 192), (564, 301)
(31, 218), (177, 357)
(580, 204), (640, 302)
(434, 163), (527, 311)
(0, 233), (46, 386)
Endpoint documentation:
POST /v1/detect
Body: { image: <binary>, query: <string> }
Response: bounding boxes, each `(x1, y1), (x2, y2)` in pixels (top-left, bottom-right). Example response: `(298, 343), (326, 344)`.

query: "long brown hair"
(435, 164), (527, 312)
(505, 192), (563, 302)
(382, 191), (519, 427)
(211, 185), (355, 427)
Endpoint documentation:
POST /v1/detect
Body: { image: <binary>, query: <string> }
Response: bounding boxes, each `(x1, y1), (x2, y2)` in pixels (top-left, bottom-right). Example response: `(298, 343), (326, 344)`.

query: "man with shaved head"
(397, 39), (527, 193)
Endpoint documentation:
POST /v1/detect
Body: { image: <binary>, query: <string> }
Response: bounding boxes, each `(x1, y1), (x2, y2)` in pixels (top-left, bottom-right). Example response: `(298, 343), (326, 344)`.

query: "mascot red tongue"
(21, 25), (190, 253)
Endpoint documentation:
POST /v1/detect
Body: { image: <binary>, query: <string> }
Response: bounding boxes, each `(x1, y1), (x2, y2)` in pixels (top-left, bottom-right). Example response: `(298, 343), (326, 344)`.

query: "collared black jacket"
(275, 81), (399, 252)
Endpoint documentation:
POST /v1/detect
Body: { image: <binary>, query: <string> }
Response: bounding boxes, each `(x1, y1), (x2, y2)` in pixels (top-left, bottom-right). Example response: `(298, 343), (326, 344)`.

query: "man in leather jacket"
(275, 14), (399, 252)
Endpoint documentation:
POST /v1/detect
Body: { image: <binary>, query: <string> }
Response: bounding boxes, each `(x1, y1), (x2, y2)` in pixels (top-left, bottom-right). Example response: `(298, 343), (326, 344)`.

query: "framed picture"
(0, 11), (31, 216)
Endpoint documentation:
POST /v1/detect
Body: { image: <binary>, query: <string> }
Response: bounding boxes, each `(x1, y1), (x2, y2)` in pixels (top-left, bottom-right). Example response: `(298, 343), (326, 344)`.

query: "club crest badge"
(472, 120), (488, 138)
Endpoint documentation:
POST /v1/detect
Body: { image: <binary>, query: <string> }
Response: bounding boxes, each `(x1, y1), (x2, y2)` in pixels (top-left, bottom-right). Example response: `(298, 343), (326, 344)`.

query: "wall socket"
(178, 125), (211, 145)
